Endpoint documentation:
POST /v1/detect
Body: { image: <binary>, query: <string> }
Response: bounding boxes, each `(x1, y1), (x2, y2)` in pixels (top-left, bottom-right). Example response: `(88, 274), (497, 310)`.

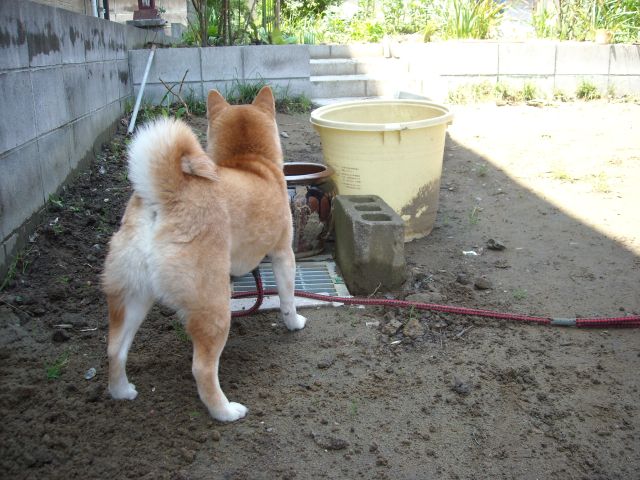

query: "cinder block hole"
(361, 213), (391, 222)
(355, 205), (382, 212)
(348, 197), (377, 203)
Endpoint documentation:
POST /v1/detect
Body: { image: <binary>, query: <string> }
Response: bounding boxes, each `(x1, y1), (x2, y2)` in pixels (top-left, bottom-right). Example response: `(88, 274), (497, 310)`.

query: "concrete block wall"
(0, 0), (175, 278)
(399, 41), (640, 99)
(130, 45), (311, 103)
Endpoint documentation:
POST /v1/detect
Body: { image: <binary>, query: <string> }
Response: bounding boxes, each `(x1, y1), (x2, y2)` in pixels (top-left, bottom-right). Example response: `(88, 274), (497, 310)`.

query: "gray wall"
(0, 0), (174, 277)
(398, 41), (640, 99)
(129, 45), (311, 103)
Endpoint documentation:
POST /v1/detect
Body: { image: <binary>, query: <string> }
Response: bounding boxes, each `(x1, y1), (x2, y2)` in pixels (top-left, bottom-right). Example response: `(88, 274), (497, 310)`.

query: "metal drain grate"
(231, 261), (350, 312)
(233, 261), (348, 296)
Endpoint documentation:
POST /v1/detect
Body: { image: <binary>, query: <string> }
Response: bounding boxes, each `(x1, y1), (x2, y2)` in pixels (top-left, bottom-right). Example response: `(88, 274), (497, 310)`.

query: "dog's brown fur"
(102, 87), (305, 422)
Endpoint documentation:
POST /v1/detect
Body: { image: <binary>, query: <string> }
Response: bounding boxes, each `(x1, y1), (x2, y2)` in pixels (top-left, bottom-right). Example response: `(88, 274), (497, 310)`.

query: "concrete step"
(309, 43), (386, 59)
(311, 57), (408, 76)
(311, 74), (406, 99)
(310, 96), (385, 108)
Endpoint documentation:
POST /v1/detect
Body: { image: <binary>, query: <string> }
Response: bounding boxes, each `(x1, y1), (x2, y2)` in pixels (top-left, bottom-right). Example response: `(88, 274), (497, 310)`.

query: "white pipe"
(91, 0), (98, 17)
(128, 45), (156, 135)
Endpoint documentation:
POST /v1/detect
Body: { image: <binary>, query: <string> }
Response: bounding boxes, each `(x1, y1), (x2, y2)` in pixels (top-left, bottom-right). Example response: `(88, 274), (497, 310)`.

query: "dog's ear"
(207, 90), (229, 120)
(252, 86), (275, 117)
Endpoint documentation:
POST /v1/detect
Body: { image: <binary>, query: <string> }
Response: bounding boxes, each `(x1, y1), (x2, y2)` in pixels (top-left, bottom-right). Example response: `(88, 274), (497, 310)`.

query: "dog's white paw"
(109, 382), (138, 400)
(211, 402), (248, 422)
(284, 313), (307, 331)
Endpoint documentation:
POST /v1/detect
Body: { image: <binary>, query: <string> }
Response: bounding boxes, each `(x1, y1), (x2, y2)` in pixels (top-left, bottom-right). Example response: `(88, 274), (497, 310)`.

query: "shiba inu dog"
(102, 86), (306, 422)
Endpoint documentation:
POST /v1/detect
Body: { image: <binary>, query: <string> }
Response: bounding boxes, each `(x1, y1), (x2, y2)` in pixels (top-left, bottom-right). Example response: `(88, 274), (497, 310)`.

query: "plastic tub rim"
(310, 99), (454, 132)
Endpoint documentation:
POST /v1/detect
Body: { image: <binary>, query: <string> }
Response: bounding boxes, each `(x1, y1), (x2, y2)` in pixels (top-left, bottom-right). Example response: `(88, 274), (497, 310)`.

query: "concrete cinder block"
(498, 75), (555, 96)
(130, 47), (201, 85)
(311, 76), (366, 98)
(117, 59), (132, 100)
(0, 142), (44, 237)
(311, 58), (358, 76)
(86, 62), (108, 112)
(134, 82), (203, 104)
(37, 126), (72, 199)
(499, 42), (556, 75)
(334, 195), (405, 295)
(69, 115), (95, 170)
(20, 0), (63, 67)
(268, 78), (312, 98)
(0, 0), (29, 70)
(31, 66), (71, 136)
(203, 81), (236, 99)
(309, 44), (331, 60)
(556, 42), (610, 75)
(104, 61), (122, 104)
(332, 44), (384, 59)
(608, 75), (640, 96)
(0, 71), (37, 155)
(243, 45), (310, 80)
(201, 46), (243, 81)
(554, 74), (608, 96)
(610, 44), (640, 75)
(63, 64), (90, 119)
(85, 15), (108, 63)
(58, 8), (86, 64)
(0, 242), (6, 279)
(408, 42), (499, 76)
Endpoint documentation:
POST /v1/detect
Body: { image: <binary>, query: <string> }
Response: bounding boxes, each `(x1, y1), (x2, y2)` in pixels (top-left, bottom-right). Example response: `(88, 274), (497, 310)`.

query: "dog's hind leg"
(270, 246), (306, 331)
(186, 281), (248, 422)
(107, 293), (152, 400)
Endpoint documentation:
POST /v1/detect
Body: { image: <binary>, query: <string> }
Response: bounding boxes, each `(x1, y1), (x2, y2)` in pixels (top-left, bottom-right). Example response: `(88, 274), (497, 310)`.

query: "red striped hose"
(231, 281), (640, 328)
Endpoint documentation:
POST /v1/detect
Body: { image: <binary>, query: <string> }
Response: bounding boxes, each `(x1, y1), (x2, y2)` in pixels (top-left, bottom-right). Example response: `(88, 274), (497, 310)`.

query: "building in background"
(30, 0), (188, 34)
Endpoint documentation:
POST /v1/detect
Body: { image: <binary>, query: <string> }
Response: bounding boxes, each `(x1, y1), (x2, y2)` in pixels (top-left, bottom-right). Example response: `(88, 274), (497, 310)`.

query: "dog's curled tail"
(127, 117), (217, 205)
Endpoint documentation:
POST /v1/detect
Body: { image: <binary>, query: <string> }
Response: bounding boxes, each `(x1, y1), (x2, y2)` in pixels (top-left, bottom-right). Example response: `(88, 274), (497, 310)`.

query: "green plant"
(468, 206), (480, 225)
(477, 163), (489, 177)
(576, 80), (601, 100)
(553, 89), (571, 102)
(48, 194), (64, 209)
(448, 81), (494, 104)
(532, 2), (556, 38)
(226, 78), (269, 105)
(171, 319), (190, 342)
(1, 247), (35, 291)
(46, 350), (70, 380)
(589, 172), (611, 193)
(349, 399), (359, 416)
(495, 82), (522, 103)
(512, 289), (527, 301)
(438, 0), (505, 39)
(550, 168), (573, 182)
(522, 82), (537, 101)
(51, 223), (64, 235)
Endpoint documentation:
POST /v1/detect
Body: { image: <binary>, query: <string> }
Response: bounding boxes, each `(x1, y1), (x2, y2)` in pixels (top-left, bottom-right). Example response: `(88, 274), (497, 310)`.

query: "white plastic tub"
(310, 99), (453, 241)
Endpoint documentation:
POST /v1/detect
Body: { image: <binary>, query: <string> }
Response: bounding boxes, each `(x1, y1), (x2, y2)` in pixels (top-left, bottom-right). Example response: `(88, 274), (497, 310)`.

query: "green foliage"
(448, 81), (494, 104)
(1, 246), (35, 292)
(576, 80), (601, 100)
(171, 319), (190, 342)
(46, 350), (70, 380)
(522, 82), (537, 101)
(437, 0), (505, 40)
(531, 0), (640, 42)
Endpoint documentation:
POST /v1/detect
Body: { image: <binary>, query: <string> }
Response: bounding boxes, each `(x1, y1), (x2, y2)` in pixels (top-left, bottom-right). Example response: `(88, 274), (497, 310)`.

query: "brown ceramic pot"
(284, 162), (335, 258)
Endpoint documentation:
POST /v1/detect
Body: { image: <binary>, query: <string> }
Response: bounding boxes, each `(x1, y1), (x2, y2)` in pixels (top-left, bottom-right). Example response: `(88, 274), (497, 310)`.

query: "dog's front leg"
(270, 247), (307, 331)
(187, 302), (248, 422)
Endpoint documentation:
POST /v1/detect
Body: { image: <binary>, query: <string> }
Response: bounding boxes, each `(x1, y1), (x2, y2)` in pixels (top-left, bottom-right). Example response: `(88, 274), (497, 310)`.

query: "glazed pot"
(284, 162), (335, 258)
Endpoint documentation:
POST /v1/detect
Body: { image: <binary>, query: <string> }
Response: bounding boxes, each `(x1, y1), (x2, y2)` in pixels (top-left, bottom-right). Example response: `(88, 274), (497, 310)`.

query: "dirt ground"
(1, 100), (639, 480)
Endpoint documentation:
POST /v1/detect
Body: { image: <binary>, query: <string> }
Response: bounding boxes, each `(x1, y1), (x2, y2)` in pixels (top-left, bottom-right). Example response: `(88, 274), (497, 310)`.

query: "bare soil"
(1, 101), (639, 480)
